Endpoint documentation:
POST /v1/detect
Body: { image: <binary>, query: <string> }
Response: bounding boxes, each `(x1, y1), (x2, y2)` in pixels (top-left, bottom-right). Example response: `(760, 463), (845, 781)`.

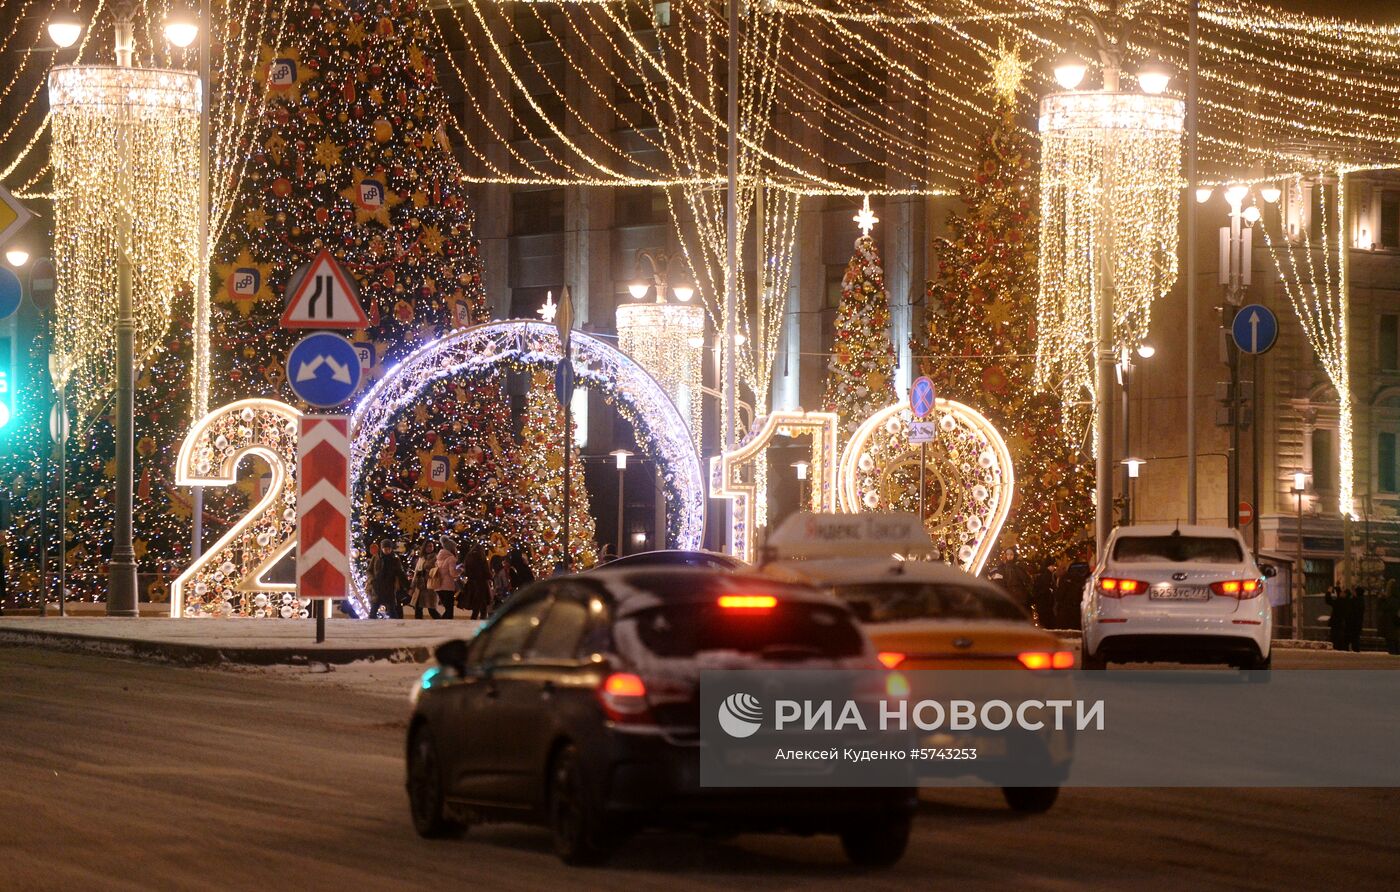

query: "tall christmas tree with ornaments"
(517, 371), (599, 576)
(919, 48), (1093, 567)
(823, 199), (899, 440)
(213, 0), (516, 561)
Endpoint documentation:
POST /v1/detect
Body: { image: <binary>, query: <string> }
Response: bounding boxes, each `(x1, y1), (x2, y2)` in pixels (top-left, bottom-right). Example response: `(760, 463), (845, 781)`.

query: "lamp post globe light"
(610, 449), (633, 557)
(47, 3), (83, 48)
(1038, 9), (1182, 559)
(46, 2), (201, 616)
(1292, 472), (1308, 641)
(4, 247), (29, 268)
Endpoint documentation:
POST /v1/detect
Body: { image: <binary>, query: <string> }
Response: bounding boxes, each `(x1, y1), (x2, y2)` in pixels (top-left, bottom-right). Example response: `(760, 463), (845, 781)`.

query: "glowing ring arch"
(838, 399), (1015, 575)
(349, 320), (706, 605)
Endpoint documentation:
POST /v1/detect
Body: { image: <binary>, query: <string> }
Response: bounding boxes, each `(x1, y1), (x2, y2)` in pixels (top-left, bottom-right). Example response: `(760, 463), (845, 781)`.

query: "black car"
(597, 549), (748, 572)
(406, 567), (915, 866)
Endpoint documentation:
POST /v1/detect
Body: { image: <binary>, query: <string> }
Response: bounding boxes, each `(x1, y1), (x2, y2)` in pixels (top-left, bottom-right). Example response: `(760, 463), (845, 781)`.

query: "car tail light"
(717, 594), (777, 612)
(1210, 578), (1263, 598)
(597, 672), (652, 723)
(1018, 651), (1075, 670)
(1098, 577), (1147, 597)
(877, 651), (906, 669)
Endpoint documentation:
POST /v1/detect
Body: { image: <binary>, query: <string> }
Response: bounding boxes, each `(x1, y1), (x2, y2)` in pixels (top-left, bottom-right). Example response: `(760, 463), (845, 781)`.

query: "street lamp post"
(1046, 11), (1175, 560)
(628, 250), (694, 304)
(1292, 471), (1307, 641)
(611, 449), (632, 558)
(1121, 457), (1146, 525)
(792, 460), (809, 513)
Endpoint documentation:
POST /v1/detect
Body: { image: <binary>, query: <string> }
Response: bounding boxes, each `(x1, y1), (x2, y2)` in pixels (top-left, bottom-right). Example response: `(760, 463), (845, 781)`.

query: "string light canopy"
(47, 61), (200, 426)
(618, 249), (705, 449)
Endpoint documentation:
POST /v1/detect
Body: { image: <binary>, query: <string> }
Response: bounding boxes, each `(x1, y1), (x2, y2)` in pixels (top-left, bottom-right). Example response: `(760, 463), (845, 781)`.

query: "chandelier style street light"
(1037, 10), (1184, 556)
(617, 249), (704, 451)
(47, 2), (200, 616)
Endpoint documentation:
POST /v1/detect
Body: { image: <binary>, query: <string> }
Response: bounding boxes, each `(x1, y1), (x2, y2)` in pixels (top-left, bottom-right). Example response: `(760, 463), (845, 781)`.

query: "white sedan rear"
(1081, 525), (1273, 670)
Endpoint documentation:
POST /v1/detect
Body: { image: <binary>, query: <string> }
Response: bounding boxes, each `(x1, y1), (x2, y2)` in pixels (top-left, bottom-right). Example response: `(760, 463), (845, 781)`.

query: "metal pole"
(1186, 0), (1199, 523)
(1252, 354), (1261, 556)
(191, 0), (212, 561)
(1294, 491), (1304, 640)
(315, 599), (325, 643)
(57, 384), (66, 617)
(562, 397), (571, 573)
(39, 448), (48, 617)
(919, 443), (926, 523)
(108, 215), (139, 617)
(1121, 358), (1131, 525)
(616, 466), (625, 558)
(1094, 101), (1118, 559)
(1227, 316), (1240, 528)
(724, 0), (739, 454)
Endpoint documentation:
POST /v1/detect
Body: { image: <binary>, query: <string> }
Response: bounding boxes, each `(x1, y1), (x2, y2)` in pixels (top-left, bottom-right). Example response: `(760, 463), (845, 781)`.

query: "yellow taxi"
(759, 513), (1074, 812)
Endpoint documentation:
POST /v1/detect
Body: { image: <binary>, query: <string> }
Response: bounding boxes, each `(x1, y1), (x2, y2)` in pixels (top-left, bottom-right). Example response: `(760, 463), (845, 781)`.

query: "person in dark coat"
(369, 538), (407, 619)
(462, 546), (492, 620)
(994, 549), (1034, 613)
(1324, 585), (1348, 650)
(1053, 554), (1092, 631)
(508, 548), (535, 589)
(1378, 580), (1400, 656)
(1345, 586), (1367, 652)
(1031, 559), (1056, 628)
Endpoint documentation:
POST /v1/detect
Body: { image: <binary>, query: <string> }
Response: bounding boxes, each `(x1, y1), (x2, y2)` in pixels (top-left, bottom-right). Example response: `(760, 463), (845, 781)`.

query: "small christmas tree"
(824, 202), (898, 440)
(517, 371), (598, 576)
(920, 50), (1093, 567)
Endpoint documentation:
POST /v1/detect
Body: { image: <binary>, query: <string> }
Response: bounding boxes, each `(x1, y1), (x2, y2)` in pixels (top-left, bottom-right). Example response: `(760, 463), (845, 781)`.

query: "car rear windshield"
(831, 583), (1027, 623)
(1112, 535), (1243, 563)
(630, 601), (864, 660)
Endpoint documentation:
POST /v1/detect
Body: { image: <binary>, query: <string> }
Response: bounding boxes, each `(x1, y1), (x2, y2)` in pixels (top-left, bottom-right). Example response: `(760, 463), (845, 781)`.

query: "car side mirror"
(435, 639), (469, 673)
(1262, 565), (1277, 579)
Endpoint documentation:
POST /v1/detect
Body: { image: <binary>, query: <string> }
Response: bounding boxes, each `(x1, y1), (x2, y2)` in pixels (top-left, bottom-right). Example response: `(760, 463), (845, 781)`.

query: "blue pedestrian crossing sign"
(286, 332), (362, 407)
(910, 375), (937, 418)
(1231, 304), (1278, 356)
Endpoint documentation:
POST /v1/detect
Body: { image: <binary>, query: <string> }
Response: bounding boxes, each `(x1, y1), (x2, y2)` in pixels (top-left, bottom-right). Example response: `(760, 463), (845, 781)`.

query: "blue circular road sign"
(287, 332), (362, 407)
(910, 375), (937, 418)
(0, 267), (22, 320)
(1231, 304), (1278, 356)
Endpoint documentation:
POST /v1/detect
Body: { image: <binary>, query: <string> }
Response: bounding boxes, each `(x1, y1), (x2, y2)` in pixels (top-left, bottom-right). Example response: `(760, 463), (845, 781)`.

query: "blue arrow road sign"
(554, 358), (576, 408)
(910, 375), (937, 418)
(1231, 303), (1278, 356)
(287, 332), (362, 407)
(0, 267), (21, 320)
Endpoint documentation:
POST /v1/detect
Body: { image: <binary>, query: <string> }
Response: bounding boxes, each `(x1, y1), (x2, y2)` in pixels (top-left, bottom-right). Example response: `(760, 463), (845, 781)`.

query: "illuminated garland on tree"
(824, 226), (898, 441)
(517, 371), (599, 575)
(921, 65), (1093, 567)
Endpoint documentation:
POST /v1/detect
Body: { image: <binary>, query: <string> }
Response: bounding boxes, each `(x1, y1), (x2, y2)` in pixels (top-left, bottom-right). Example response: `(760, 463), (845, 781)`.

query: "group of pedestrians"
(990, 545), (1095, 631)
(1327, 581), (1400, 654)
(365, 535), (535, 620)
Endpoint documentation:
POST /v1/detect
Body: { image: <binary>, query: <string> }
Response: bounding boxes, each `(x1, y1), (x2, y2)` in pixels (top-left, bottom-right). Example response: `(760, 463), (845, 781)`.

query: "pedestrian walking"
(1031, 559), (1056, 629)
(463, 545), (492, 620)
(490, 554), (513, 613)
(1324, 585), (1348, 650)
(409, 541), (439, 619)
(1345, 585), (1367, 652)
(1378, 579), (1400, 655)
(993, 548), (1033, 613)
(369, 538), (407, 619)
(508, 548), (534, 589)
(432, 536), (461, 620)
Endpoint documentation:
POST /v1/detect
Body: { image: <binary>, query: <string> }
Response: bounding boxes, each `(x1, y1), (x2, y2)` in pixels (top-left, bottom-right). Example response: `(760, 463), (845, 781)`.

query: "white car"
(1081, 525), (1274, 670)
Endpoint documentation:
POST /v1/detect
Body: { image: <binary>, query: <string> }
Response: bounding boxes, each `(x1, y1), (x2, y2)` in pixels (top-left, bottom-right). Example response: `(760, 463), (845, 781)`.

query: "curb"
(0, 628), (434, 667)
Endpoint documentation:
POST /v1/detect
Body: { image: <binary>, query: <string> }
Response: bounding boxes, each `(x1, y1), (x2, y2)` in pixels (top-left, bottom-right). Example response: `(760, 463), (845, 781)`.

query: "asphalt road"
(2, 645), (1397, 891)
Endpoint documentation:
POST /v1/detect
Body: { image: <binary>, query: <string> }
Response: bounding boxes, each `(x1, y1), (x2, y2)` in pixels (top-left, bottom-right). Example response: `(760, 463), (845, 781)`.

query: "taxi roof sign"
(764, 512), (935, 561)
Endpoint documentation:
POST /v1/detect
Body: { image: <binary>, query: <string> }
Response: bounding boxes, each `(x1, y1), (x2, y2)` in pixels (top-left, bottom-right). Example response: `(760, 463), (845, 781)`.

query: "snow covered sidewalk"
(0, 616), (483, 666)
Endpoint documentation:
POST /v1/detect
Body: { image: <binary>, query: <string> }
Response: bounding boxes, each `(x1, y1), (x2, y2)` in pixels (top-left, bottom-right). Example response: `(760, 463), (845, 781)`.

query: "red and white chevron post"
(297, 415), (352, 602)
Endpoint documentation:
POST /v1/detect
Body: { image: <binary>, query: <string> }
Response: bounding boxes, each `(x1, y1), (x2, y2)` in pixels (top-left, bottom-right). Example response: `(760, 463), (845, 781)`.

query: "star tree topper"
(853, 194), (879, 237)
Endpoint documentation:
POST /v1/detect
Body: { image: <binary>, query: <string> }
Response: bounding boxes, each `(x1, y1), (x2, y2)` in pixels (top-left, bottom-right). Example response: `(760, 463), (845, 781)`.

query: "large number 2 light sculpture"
(710, 410), (840, 564)
(171, 399), (307, 618)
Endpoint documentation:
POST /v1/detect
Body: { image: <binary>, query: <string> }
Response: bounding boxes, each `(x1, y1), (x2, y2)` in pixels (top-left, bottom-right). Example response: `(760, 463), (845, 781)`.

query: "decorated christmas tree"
(213, 0), (510, 571)
(823, 203), (898, 440)
(919, 52), (1093, 567)
(516, 371), (598, 576)
(213, 0), (488, 399)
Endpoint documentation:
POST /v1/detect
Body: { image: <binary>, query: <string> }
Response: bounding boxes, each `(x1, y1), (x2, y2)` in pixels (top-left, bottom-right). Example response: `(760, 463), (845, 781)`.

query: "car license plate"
(1150, 586), (1208, 600)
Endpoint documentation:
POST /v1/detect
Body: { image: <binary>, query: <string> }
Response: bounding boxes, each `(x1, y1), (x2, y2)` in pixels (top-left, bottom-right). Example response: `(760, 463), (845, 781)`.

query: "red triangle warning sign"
(280, 249), (370, 329)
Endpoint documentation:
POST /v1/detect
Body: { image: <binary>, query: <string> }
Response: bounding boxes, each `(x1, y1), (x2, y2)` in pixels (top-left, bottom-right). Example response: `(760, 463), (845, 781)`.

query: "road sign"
(286, 332), (362, 407)
(909, 420), (937, 444)
(297, 416), (351, 603)
(1238, 501), (1254, 527)
(28, 257), (55, 312)
(910, 375), (936, 418)
(554, 358), (576, 408)
(1231, 304), (1278, 355)
(0, 267), (20, 320)
(0, 185), (33, 250)
(280, 249), (369, 329)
